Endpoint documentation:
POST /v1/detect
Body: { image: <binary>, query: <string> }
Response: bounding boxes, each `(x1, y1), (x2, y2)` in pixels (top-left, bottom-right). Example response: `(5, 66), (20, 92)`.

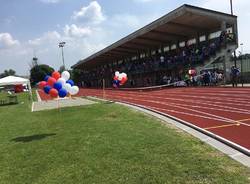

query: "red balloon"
(52, 71), (61, 80)
(113, 76), (118, 80)
(49, 88), (58, 98)
(120, 77), (128, 85)
(47, 77), (56, 87)
(39, 81), (47, 89)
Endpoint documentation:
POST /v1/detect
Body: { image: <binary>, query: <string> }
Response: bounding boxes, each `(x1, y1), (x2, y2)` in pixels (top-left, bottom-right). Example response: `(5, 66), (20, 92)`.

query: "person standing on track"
(230, 66), (240, 87)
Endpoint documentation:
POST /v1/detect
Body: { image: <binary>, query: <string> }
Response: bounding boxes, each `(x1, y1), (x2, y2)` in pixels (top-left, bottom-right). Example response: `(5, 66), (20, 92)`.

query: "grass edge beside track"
(0, 92), (249, 184)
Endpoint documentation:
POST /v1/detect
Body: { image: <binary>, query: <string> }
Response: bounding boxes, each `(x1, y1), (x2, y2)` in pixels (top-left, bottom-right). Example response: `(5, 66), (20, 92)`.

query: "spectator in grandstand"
(191, 75), (198, 86)
(184, 73), (191, 86)
(220, 31), (227, 46)
(162, 75), (168, 84)
(203, 71), (210, 86)
(217, 72), (223, 83)
(159, 55), (165, 67)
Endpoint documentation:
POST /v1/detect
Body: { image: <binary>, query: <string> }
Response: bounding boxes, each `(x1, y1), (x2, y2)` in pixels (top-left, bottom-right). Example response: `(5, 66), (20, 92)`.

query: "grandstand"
(72, 4), (238, 88)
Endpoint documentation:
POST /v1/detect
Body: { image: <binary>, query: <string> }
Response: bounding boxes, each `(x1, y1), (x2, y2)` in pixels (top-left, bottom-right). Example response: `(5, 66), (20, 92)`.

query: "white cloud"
(0, 33), (20, 49)
(64, 24), (92, 38)
(28, 31), (61, 46)
(39, 0), (61, 3)
(72, 1), (105, 24)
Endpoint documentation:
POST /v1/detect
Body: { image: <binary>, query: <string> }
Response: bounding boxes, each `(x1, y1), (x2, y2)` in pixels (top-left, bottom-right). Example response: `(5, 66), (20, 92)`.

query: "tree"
(30, 64), (54, 85)
(0, 69), (16, 78)
(71, 68), (83, 85)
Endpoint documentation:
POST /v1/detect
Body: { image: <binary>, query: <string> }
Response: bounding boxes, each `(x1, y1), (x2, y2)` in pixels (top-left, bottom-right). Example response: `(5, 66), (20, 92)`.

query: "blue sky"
(0, 0), (249, 75)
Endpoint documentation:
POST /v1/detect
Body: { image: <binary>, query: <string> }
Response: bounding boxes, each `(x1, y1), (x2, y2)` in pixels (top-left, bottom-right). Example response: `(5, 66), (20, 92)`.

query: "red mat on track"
(38, 87), (250, 152)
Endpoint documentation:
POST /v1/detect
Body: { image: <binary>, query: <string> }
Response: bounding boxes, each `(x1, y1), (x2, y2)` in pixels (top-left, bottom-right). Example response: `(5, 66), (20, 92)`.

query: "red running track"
(38, 87), (250, 155)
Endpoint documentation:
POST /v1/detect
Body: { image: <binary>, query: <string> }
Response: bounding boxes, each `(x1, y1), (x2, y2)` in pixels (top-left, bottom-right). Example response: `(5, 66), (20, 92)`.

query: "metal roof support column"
(196, 32), (200, 46)
(148, 48), (151, 58)
(137, 51), (141, 61)
(160, 45), (164, 55)
(233, 21), (238, 46)
(221, 21), (230, 84)
(205, 32), (209, 44)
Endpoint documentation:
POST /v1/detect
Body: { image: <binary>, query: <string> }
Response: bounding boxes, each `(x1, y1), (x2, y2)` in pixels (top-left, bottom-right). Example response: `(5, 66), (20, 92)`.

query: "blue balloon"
(54, 82), (62, 91)
(58, 88), (68, 98)
(44, 85), (52, 94)
(113, 80), (120, 87)
(44, 75), (50, 82)
(66, 80), (74, 86)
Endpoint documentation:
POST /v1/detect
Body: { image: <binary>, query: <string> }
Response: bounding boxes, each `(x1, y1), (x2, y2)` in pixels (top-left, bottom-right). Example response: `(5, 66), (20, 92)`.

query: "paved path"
(32, 97), (95, 112)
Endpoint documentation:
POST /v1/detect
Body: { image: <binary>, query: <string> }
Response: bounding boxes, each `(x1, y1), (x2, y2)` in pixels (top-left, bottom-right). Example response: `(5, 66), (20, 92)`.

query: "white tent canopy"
(0, 76), (32, 99)
(0, 76), (30, 86)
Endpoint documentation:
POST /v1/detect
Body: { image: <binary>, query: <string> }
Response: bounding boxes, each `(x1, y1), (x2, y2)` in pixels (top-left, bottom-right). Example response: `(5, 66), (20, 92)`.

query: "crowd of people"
(161, 69), (224, 87)
(81, 31), (234, 87)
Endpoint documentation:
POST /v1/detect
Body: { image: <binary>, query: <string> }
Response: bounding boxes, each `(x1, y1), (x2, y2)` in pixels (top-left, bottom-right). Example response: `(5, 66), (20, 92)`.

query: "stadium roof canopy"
(72, 4), (237, 69)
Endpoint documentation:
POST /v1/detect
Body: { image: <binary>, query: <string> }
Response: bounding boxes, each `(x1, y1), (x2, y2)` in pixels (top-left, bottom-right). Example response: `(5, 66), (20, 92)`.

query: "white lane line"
(116, 98), (233, 123)
(148, 93), (250, 105)
(146, 106), (236, 123)
(104, 94), (245, 125)
(162, 98), (250, 113)
(106, 90), (250, 113)
(163, 92), (250, 97)
(164, 93), (250, 103)
(124, 92), (250, 115)
(152, 101), (250, 115)
(83, 88), (249, 117)
(117, 90), (250, 106)
(103, 93), (250, 127)
(157, 91), (250, 98)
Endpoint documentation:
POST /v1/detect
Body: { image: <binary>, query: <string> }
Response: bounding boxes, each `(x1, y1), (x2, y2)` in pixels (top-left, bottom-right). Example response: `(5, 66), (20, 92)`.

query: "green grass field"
(0, 92), (249, 184)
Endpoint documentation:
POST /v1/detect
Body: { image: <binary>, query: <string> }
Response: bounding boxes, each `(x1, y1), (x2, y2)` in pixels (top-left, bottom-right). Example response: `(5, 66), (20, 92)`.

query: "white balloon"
(118, 74), (123, 81)
(121, 73), (127, 78)
(61, 71), (70, 81)
(69, 86), (79, 95)
(57, 78), (66, 85)
(64, 83), (72, 92)
(115, 71), (120, 77)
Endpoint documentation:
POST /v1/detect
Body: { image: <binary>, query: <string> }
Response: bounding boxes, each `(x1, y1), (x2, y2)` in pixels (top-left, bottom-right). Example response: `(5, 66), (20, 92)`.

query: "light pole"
(230, 0), (233, 14)
(240, 43), (244, 86)
(229, 0), (237, 67)
(59, 42), (66, 69)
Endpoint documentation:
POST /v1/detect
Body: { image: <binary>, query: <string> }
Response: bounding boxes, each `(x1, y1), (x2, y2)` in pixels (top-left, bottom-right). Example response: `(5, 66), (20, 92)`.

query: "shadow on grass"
(0, 103), (19, 107)
(11, 133), (56, 143)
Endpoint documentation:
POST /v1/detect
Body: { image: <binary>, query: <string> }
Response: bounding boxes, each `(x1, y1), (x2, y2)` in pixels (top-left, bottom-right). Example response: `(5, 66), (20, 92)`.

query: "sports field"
(1, 91), (249, 183)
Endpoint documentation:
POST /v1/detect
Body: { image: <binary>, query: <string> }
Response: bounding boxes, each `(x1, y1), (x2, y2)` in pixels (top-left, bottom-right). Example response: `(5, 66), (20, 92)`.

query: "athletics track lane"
(38, 87), (250, 153)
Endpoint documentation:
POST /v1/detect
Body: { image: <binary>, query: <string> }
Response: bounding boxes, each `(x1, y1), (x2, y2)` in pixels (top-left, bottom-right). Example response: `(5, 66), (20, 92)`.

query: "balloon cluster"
(188, 69), (196, 76)
(38, 71), (79, 98)
(113, 71), (128, 88)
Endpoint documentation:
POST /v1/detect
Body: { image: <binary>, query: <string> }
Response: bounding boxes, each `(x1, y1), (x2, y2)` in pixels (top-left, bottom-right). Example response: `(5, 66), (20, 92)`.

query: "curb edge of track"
(116, 100), (250, 157)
